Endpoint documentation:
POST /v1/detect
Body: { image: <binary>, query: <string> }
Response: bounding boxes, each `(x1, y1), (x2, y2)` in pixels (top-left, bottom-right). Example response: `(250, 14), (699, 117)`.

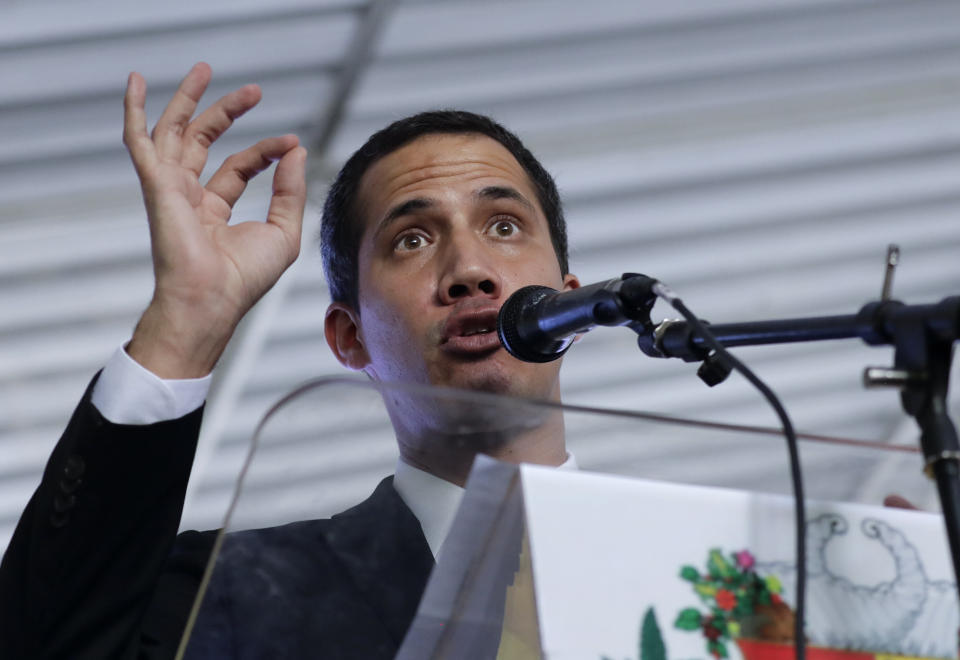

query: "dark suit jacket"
(0, 377), (434, 660)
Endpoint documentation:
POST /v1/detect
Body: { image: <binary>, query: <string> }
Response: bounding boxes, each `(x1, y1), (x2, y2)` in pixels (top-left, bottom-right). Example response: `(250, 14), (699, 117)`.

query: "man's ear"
(561, 273), (586, 344)
(561, 273), (581, 292)
(324, 302), (370, 370)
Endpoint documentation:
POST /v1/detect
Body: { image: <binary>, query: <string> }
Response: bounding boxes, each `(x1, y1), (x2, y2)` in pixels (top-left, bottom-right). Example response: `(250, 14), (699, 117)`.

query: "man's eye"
(396, 233), (427, 251)
(490, 219), (519, 237)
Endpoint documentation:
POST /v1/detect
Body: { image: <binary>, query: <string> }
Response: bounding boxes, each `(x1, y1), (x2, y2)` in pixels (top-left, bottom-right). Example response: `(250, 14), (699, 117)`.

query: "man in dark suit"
(0, 62), (579, 658)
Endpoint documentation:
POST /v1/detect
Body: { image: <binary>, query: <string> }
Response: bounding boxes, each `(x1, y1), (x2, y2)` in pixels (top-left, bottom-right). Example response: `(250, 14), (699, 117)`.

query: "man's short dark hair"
(320, 110), (569, 310)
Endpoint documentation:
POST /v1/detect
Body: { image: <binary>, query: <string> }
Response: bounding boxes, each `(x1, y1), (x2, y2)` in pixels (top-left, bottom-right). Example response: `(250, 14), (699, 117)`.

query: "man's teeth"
(462, 327), (494, 337)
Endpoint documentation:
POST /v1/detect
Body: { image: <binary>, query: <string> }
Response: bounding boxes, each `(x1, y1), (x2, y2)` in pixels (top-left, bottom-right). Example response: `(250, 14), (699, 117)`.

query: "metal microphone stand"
(627, 249), (960, 601)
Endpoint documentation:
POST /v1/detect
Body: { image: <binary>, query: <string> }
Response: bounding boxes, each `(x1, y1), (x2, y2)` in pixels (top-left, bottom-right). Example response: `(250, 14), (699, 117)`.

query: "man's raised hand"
(123, 63), (307, 379)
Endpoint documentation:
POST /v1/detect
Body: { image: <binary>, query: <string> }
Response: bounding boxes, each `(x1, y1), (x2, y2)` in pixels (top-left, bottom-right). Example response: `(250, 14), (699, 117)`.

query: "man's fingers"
(181, 84), (262, 177)
(122, 72), (156, 174)
(266, 145), (308, 242)
(205, 135), (301, 208)
(884, 494), (919, 510)
(151, 62), (213, 160)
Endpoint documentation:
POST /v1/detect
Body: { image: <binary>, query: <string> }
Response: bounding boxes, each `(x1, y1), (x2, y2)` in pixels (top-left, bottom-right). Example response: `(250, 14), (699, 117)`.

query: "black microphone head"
(497, 285), (572, 363)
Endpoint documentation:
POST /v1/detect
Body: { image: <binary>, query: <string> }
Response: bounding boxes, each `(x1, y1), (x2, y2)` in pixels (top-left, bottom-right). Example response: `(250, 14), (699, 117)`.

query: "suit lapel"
(321, 476), (435, 644)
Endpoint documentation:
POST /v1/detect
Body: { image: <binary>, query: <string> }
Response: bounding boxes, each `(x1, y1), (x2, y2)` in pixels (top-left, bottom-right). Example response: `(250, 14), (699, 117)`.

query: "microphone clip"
(628, 282), (734, 387)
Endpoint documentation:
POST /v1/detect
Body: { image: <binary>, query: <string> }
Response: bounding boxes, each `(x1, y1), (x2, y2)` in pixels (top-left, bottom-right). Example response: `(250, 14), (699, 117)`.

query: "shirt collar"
(392, 453), (578, 560)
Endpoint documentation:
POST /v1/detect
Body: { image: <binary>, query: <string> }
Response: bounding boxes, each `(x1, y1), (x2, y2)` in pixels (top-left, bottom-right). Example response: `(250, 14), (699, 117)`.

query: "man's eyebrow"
(475, 186), (535, 212)
(374, 187), (534, 237)
(375, 197), (436, 236)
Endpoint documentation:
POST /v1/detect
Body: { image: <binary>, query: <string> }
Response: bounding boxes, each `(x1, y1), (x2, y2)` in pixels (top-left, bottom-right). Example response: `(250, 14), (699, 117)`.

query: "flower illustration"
(715, 589), (737, 611)
(734, 549), (755, 570)
(675, 548), (787, 659)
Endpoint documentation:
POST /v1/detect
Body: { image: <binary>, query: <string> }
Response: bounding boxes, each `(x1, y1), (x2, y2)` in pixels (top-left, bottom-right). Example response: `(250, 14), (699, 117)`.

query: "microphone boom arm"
(634, 298), (960, 362)
(632, 294), (960, 602)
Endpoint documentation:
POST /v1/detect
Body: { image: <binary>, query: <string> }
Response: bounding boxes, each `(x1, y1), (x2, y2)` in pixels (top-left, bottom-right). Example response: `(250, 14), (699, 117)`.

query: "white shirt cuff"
(90, 346), (211, 425)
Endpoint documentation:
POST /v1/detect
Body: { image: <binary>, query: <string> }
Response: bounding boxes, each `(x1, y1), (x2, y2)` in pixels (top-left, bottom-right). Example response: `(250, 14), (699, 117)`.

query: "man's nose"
(437, 234), (502, 304)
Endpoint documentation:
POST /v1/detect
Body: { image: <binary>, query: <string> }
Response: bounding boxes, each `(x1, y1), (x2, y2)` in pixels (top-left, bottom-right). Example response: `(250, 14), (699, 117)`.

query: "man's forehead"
(367, 132), (522, 177)
(355, 133), (538, 229)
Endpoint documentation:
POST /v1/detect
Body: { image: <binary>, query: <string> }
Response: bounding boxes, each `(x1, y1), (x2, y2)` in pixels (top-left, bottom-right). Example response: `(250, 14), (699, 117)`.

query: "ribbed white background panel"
(1, 0), (958, 550)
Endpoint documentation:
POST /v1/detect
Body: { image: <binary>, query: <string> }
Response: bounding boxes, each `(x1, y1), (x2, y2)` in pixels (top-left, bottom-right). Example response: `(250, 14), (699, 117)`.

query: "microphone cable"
(651, 281), (807, 660)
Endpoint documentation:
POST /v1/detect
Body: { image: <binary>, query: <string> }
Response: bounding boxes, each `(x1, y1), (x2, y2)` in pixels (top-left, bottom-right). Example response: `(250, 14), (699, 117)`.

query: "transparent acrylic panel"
(175, 376), (939, 659)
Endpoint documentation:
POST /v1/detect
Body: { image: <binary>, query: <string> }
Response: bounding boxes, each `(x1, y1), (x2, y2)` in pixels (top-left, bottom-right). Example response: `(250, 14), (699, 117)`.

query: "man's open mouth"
(441, 308), (502, 354)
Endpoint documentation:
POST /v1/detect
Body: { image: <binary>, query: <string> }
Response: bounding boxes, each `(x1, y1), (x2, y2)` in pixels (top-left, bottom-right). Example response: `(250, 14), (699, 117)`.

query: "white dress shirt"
(393, 453), (578, 560)
(91, 347), (211, 424)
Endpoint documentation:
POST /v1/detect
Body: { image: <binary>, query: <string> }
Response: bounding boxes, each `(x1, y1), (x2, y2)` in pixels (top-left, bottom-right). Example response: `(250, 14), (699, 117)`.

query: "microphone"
(497, 274), (659, 363)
